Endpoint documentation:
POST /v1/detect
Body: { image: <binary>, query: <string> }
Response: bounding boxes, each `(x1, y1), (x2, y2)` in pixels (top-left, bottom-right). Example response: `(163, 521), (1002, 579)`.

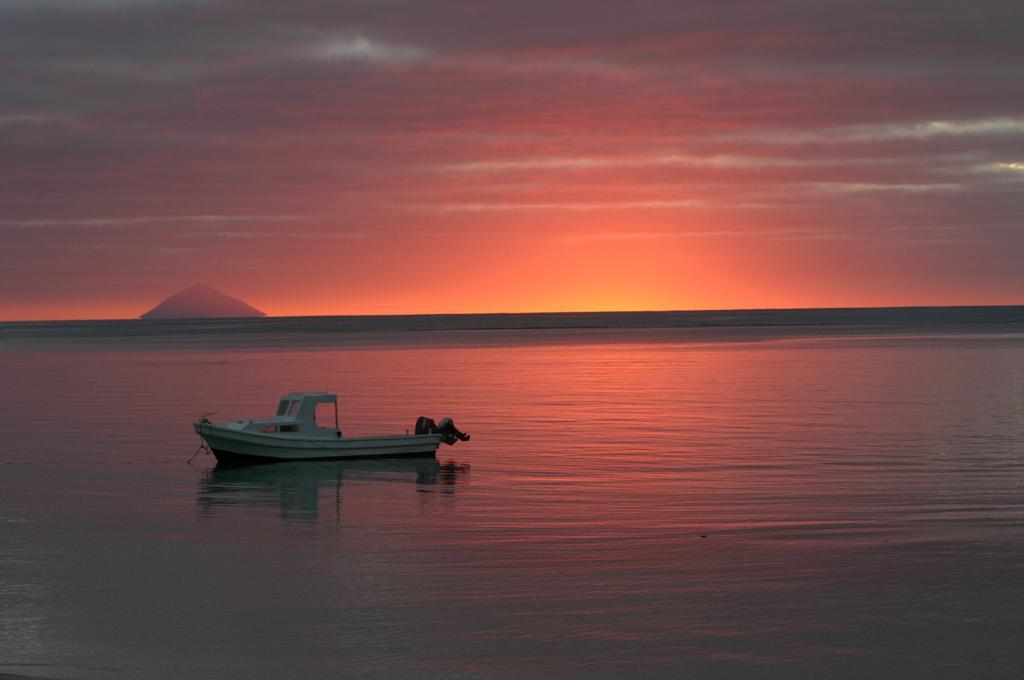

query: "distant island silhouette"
(140, 284), (265, 319)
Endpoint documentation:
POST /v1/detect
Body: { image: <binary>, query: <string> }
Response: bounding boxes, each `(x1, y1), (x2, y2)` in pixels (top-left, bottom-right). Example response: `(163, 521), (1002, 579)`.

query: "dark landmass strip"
(1, 306), (1023, 351)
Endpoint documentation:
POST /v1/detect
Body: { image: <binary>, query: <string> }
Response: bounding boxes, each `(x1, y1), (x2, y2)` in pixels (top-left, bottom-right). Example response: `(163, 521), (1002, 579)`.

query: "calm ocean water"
(1, 308), (1023, 679)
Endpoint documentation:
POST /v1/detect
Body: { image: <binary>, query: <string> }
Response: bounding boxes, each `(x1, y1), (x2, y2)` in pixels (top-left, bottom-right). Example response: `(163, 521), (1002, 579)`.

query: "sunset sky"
(1, 0), (1022, 320)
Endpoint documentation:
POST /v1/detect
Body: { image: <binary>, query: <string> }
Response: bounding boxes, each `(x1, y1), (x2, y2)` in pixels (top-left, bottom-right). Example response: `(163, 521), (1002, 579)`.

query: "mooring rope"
(187, 413), (215, 464)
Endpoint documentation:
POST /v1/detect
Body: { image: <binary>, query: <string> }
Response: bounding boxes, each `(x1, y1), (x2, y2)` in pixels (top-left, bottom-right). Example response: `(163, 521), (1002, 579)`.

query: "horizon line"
(3, 302), (1024, 325)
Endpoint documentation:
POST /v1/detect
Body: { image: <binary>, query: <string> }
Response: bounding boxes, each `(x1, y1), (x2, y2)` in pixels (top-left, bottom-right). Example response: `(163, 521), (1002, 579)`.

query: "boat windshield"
(276, 400), (290, 416)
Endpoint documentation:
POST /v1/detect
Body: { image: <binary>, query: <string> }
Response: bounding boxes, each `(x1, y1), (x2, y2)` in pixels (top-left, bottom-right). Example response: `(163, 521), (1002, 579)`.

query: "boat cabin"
(234, 392), (341, 438)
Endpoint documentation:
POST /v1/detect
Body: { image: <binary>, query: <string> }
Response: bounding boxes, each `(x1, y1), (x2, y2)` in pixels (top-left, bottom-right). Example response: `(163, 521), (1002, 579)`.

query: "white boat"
(193, 392), (469, 465)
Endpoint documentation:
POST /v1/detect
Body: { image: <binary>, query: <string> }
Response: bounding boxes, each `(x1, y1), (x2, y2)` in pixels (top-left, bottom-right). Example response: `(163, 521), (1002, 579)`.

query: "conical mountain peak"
(140, 284), (265, 319)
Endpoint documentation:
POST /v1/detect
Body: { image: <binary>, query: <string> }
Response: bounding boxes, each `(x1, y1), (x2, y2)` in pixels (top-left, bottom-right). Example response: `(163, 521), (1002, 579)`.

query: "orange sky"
(1, 2), (1022, 320)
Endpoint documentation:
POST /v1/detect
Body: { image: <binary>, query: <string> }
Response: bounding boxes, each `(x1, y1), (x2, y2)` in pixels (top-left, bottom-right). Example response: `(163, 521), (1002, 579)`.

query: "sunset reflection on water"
(1, 329), (1023, 678)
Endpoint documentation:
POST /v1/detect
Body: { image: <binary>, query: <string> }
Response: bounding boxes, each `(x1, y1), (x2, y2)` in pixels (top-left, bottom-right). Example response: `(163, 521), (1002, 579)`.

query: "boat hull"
(196, 423), (442, 464)
(210, 447), (438, 465)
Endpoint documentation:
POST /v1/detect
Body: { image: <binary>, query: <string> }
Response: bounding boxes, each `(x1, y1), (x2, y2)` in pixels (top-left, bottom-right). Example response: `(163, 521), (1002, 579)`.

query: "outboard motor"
(415, 416), (470, 445)
(415, 416), (435, 435)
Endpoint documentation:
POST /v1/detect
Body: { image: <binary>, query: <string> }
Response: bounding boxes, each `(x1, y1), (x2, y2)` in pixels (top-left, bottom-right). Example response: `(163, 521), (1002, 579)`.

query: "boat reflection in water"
(196, 457), (470, 523)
